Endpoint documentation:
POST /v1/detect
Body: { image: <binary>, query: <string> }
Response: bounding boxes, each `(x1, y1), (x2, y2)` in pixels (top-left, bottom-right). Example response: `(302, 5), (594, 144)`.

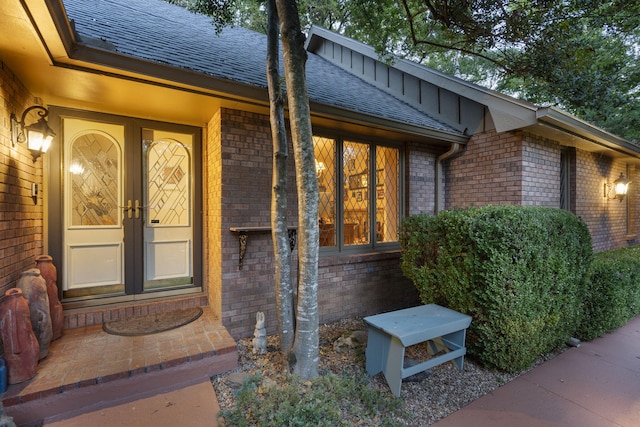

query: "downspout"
(435, 143), (463, 213)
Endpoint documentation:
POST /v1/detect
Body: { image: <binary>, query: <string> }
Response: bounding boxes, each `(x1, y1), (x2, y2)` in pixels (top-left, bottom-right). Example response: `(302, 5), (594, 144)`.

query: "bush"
(400, 206), (592, 372)
(577, 246), (640, 340)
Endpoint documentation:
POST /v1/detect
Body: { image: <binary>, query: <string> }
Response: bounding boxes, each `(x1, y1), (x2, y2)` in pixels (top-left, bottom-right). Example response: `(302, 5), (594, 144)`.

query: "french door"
(50, 110), (202, 303)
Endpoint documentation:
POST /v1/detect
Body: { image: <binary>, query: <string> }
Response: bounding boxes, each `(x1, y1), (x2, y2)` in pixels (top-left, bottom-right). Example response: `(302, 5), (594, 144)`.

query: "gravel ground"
(211, 318), (565, 426)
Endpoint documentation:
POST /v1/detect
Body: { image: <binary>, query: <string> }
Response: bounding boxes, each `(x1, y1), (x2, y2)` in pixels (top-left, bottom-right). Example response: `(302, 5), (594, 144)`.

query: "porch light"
(605, 173), (631, 201)
(11, 105), (55, 162)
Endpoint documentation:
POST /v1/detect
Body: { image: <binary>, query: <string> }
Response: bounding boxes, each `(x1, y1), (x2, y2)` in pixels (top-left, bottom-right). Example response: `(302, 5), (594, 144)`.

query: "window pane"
(344, 141), (369, 245)
(70, 132), (120, 226)
(314, 136), (336, 247)
(376, 146), (399, 243)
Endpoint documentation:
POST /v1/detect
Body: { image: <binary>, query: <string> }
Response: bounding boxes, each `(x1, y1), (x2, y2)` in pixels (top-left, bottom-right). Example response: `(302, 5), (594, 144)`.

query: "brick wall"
(574, 148), (632, 252)
(446, 130), (523, 207)
(206, 109), (223, 318)
(0, 61), (45, 295)
(217, 108), (418, 339)
(407, 144), (436, 215)
(521, 133), (561, 207)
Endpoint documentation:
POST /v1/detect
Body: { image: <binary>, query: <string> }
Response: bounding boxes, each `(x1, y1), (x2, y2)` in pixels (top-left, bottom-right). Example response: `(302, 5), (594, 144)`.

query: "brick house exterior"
(1, 0), (639, 340)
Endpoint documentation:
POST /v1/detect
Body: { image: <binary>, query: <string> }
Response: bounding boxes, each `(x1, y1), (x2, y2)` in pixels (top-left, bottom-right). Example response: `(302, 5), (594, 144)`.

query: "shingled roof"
(62, 0), (461, 137)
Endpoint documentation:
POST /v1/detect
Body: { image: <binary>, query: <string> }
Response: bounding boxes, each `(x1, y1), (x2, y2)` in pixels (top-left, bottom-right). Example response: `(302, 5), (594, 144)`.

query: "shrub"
(400, 206), (592, 372)
(577, 246), (640, 340)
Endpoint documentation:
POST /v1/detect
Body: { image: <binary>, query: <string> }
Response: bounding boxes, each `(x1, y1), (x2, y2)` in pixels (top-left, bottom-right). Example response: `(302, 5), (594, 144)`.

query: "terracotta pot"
(17, 269), (52, 360)
(0, 288), (39, 384)
(35, 255), (64, 340)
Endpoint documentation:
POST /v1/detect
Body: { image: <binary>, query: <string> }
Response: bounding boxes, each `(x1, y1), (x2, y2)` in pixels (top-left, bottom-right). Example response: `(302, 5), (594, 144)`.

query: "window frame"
(314, 131), (405, 254)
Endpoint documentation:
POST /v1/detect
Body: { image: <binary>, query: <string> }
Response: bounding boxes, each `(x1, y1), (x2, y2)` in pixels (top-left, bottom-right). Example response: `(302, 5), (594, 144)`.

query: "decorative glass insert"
(375, 146), (400, 242)
(343, 141), (370, 245)
(70, 132), (120, 226)
(145, 134), (191, 226)
(314, 135), (401, 250)
(314, 136), (337, 247)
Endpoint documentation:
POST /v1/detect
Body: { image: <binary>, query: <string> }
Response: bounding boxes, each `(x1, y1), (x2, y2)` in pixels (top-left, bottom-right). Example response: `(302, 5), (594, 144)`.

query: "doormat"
(102, 307), (203, 336)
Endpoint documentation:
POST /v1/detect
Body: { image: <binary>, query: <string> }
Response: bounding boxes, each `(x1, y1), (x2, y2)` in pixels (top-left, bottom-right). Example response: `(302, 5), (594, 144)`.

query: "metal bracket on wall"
(229, 226), (297, 270)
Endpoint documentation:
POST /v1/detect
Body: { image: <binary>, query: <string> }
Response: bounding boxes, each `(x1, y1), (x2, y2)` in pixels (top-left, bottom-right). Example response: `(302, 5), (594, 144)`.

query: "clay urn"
(17, 269), (53, 360)
(35, 255), (64, 340)
(0, 288), (40, 384)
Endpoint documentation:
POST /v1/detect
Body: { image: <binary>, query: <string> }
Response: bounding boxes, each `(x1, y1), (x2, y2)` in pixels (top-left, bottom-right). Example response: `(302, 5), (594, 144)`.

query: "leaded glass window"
(314, 135), (402, 250)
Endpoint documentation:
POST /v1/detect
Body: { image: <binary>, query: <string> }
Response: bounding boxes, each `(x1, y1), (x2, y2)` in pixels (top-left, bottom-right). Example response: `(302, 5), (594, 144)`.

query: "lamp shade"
(613, 173), (630, 197)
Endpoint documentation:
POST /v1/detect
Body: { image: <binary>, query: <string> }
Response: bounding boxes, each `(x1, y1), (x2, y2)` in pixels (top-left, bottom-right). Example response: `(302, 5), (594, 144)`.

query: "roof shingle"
(63, 0), (459, 134)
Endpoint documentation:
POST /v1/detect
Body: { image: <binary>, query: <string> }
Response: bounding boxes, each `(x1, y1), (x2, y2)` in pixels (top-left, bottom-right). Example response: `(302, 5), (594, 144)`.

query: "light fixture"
(10, 105), (55, 161)
(604, 172), (631, 202)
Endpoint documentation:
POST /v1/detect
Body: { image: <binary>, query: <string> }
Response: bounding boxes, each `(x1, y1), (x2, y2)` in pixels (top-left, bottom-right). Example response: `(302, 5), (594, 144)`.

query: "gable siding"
(310, 38), (487, 135)
(420, 81), (439, 113)
(403, 74), (420, 104)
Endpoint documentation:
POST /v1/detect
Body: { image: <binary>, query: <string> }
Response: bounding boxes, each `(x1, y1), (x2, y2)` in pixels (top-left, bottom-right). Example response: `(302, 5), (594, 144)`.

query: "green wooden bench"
(364, 304), (472, 396)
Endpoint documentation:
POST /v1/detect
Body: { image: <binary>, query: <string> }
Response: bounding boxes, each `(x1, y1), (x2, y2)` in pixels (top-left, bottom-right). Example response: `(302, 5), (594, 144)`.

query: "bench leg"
(383, 335), (405, 397)
(366, 327), (390, 376)
(442, 329), (467, 371)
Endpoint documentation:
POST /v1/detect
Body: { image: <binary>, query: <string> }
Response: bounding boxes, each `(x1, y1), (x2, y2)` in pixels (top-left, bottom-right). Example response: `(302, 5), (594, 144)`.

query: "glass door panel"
(63, 119), (125, 298)
(142, 129), (194, 291)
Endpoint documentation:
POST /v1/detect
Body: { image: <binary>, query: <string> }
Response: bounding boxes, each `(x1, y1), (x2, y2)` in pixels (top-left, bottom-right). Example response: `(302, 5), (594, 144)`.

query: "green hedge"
(400, 206), (592, 372)
(577, 246), (640, 340)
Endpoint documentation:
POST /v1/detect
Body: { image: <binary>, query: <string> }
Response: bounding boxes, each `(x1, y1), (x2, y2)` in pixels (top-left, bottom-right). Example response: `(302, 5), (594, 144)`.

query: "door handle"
(120, 200), (133, 219)
(135, 199), (145, 219)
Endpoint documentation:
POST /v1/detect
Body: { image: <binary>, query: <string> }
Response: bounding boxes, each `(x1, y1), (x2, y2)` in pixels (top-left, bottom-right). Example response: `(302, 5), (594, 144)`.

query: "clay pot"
(17, 269), (52, 360)
(35, 255), (64, 340)
(0, 288), (40, 384)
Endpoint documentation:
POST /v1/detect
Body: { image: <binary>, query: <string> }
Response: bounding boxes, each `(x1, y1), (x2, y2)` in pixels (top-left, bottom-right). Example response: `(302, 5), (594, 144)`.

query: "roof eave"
(536, 106), (640, 158)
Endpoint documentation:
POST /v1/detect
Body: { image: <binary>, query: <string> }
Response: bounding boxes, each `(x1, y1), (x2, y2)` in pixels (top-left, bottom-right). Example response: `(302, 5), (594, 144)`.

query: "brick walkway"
(2, 307), (236, 425)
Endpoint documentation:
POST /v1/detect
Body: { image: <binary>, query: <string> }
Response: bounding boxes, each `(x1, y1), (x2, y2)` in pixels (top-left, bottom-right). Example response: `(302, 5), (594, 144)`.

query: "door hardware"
(120, 200), (133, 219)
(135, 199), (146, 219)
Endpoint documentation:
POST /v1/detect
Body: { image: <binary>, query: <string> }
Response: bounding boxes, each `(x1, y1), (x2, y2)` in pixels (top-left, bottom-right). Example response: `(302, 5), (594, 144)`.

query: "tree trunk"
(275, 0), (319, 380)
(266, 0), (294, 368)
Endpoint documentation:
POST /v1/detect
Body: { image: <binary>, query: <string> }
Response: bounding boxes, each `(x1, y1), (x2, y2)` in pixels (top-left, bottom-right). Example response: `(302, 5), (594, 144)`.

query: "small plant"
(217, 371), (404, 426)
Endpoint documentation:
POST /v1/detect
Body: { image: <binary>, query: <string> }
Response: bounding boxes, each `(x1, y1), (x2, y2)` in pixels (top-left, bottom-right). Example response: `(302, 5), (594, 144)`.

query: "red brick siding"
(217, 108), (417, 339)
(574, 149), (632, 252)
(0, 61), (45, 295)
(206, 109), (223, 318)
(407, 144), (436, 215)
(521, 133), (561, 206)
(446, 130), (523, 207)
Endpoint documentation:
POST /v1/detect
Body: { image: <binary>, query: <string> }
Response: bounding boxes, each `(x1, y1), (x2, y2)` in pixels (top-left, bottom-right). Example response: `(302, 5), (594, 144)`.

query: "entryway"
(1, 307), (236, 426)
(48, 108), (203, 305)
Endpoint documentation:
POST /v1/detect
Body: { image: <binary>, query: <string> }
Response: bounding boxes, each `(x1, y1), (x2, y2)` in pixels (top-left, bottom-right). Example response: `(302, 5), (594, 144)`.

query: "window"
(314, 135), (402, 250)
(560, 147), (575, 213)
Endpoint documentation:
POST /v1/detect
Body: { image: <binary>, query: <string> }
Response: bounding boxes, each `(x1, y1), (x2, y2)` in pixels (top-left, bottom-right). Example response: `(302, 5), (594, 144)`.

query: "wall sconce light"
(10, 105), (55, 162)
(604, 173), (631, 202)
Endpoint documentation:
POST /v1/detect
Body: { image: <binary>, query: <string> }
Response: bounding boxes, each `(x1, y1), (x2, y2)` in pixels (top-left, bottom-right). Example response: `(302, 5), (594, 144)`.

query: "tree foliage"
(347, 0), (640, 142)
(170, 0), (640, 142)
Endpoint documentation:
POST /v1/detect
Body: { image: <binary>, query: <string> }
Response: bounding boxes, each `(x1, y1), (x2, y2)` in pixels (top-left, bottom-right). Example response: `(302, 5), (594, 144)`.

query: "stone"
(333, 329), (367, 352)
